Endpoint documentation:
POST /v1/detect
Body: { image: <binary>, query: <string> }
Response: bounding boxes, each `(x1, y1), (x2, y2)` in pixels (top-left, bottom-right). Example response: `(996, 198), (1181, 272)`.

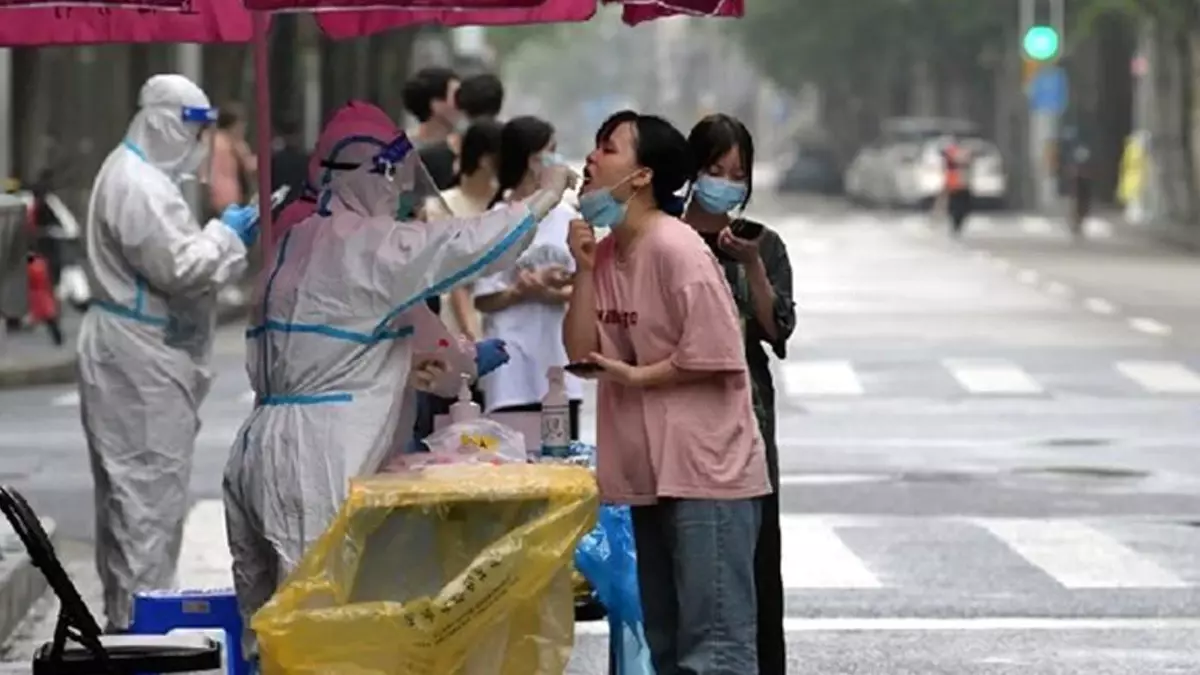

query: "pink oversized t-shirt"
(592, 214), (771, 504)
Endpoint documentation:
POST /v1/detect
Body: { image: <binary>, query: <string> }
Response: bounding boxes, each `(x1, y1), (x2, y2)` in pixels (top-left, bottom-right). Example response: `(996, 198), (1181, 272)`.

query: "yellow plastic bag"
(252, 463), (599, 675)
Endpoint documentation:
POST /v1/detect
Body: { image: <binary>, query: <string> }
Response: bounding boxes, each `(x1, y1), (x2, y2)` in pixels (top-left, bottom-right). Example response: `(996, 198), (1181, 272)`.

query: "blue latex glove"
(475, 338), (509, 377)
(220, 204), (258, 246)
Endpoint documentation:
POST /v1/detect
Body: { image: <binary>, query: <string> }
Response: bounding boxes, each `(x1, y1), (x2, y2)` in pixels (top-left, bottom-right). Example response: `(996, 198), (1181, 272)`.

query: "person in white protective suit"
(78, 73), (259, 632)
(223, 110), (575, 645)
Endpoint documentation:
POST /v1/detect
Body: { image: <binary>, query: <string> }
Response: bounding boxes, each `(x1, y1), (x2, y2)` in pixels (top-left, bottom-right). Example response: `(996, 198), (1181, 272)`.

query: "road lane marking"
(1086, 217), (1114, 238)
(1019, 216), (1054, 235)
(177, 499), (233, 589)
(1115, 361), (1200, 394)
(1128, 317), (1172, 336)
(781, 360), (863, 396)
(943, 359), (1043, 395)
(1044, 281), (1072, 297)
(980, 519), (1188, 589)
(51, 391), (80, 407)
(780, 515), (881, 589)
(575, 617), (1200, 636)
(1084, 297), (1117, 315)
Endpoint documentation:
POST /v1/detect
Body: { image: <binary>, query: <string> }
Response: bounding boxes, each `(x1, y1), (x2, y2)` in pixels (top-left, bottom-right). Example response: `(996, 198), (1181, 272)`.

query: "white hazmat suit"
(78, 74), (251, 630)
(223, 121), (573, 641)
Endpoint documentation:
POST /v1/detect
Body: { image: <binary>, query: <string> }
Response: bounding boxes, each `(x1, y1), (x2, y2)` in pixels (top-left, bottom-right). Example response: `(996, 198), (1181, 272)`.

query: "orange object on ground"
(26, 254), (58, 322)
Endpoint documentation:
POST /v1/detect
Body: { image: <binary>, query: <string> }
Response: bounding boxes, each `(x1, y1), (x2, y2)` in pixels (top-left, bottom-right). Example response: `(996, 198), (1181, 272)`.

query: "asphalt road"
(2, 193), (1200, 673)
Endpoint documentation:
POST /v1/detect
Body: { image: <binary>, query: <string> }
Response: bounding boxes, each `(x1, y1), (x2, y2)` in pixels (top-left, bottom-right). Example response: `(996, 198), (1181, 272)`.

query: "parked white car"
(844, 117), (1007, 209)
(892, 136), (1007, 208)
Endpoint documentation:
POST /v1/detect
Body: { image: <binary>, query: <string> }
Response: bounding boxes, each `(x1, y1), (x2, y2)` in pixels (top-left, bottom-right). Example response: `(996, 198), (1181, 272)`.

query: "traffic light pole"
(1021, 0), (1065, 213)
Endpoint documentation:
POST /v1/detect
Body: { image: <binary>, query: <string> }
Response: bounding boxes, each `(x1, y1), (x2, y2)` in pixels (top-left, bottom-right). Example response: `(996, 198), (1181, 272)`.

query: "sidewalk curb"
(0, 304), (250, 390)
(0, 519), (56, 649)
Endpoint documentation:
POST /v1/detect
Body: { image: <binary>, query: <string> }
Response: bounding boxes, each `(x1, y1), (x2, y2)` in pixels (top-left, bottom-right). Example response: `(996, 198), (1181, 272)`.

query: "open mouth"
(581, 167), (593, 190)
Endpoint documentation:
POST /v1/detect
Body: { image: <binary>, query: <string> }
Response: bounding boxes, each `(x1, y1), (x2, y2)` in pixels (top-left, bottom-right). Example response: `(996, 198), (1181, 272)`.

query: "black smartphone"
(730, 219), (763, 240)
(565, 362), (604, 376)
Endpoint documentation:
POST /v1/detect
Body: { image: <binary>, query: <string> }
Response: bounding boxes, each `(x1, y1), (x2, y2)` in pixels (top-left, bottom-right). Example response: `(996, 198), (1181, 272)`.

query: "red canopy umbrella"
(0, 0), (740, 252)
(613, 0), (741, 25)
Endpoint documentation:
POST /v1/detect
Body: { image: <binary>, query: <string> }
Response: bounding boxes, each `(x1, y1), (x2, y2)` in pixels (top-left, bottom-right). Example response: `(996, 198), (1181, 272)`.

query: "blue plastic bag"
(575, 504), (655, 675)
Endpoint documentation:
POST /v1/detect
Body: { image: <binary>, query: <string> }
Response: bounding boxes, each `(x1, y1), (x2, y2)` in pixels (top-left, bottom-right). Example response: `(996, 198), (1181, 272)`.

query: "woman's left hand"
(587, 352), (643, 387)
(718, 227), (762, 264)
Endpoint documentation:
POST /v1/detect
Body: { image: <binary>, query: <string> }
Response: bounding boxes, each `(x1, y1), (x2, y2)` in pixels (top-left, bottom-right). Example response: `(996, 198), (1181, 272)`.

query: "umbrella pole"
(252, 11), (274, 261)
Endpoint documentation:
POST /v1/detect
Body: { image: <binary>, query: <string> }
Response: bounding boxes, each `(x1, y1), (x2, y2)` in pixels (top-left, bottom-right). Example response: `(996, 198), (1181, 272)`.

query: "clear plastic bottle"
(540, 366), (571, 458)
(449, 373), (481, 424)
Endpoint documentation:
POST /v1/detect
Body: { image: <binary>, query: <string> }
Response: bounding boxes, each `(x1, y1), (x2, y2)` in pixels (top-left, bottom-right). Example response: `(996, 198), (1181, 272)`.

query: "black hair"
(488, 115), (554, 208)
(687, 113), (755, 209)
(595, 110), (692, 217)
(401, 67), (458, 123)
(217, 102), (245, 131)
(459, 118), (503, 178)
(456, 73), (504, 120)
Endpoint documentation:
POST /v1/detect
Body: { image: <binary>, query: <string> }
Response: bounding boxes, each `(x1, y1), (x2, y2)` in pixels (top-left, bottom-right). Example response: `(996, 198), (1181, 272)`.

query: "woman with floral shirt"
(684, 113), (797, 674)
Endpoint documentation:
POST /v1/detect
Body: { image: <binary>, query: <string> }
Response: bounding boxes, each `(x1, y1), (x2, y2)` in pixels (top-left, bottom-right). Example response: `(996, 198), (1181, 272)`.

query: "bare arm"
(563, 270), (598, 362)
(745, 258), (778, 340)
(449, 287), (478, 340)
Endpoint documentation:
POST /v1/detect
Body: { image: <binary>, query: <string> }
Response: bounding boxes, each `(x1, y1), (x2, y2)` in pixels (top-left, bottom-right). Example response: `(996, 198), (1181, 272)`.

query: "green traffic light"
(1023, 25), (1059, 61)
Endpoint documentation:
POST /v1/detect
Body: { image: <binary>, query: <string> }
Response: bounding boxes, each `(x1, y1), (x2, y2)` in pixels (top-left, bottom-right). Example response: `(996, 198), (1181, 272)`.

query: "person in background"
(455, 72), (505, 126)
(564, 110), (771, 674)
(474, 116), (583, 433)
(684, 113), (795, 675)
(79, 74), (257, 632)
(403, 66), (461, 191)
(269, 115), (308, 206)
(209, 102), (258, 215)
(1069, 144), (1093, 238)
(426, 119), (503, 341)
(940, 136), (972, 236)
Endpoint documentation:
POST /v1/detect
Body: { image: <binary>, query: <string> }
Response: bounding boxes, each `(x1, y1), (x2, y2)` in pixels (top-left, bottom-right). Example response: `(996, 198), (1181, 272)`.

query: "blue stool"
(131, 588), (250, 675)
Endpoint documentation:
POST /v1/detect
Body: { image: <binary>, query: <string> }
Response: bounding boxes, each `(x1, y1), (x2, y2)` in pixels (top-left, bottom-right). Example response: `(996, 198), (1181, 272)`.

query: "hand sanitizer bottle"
(541, 366), (571, 458)
(449, 373), (480, 424)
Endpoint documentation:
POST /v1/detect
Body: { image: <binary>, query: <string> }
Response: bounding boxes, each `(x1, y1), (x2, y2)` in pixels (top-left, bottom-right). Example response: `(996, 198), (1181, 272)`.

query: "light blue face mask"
(540, 151), (566, 168)
(578, 172), (637, 230)
(579, 189), (625, 230)
(693, 175), (748, 214)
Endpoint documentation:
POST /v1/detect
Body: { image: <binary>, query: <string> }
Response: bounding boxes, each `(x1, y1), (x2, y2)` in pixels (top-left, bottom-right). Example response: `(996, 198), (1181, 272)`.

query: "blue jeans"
(631, 498), (762, 675)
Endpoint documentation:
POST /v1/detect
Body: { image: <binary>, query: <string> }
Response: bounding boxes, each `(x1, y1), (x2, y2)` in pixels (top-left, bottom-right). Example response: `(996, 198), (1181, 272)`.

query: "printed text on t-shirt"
(597, 309), (638, 328)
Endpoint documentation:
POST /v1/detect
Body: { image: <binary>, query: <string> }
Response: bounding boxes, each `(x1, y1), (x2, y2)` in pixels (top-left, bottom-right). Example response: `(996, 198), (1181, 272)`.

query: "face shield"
(324, 132), (450, 221)
(178, 105), (218, 186)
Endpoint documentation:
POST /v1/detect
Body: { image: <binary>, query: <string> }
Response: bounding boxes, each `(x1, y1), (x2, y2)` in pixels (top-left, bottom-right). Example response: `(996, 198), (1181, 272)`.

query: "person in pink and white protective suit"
(222, 105), (575, 649)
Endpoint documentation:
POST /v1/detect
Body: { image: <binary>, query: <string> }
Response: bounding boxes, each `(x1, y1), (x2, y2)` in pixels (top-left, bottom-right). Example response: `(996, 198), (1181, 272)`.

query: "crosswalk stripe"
(170, 505), (1193, 596)
(51, 391), (79, 407)
(781, 360), (863, 396)
(1115, 361), (1200, 394)
(942, 359), (1043, 394)
(979, 519), (1188, 589)
(177, 499), (233, 589)
(779, 515), (881, 589)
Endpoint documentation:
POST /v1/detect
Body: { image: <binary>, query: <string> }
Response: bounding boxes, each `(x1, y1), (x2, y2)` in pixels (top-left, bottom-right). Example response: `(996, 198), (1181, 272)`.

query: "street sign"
(1029, 66), (1067, 114)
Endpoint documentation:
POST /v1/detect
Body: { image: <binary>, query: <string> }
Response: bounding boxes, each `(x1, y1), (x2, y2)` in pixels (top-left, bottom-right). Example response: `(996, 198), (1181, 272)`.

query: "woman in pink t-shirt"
(563, 110), (772, 674)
